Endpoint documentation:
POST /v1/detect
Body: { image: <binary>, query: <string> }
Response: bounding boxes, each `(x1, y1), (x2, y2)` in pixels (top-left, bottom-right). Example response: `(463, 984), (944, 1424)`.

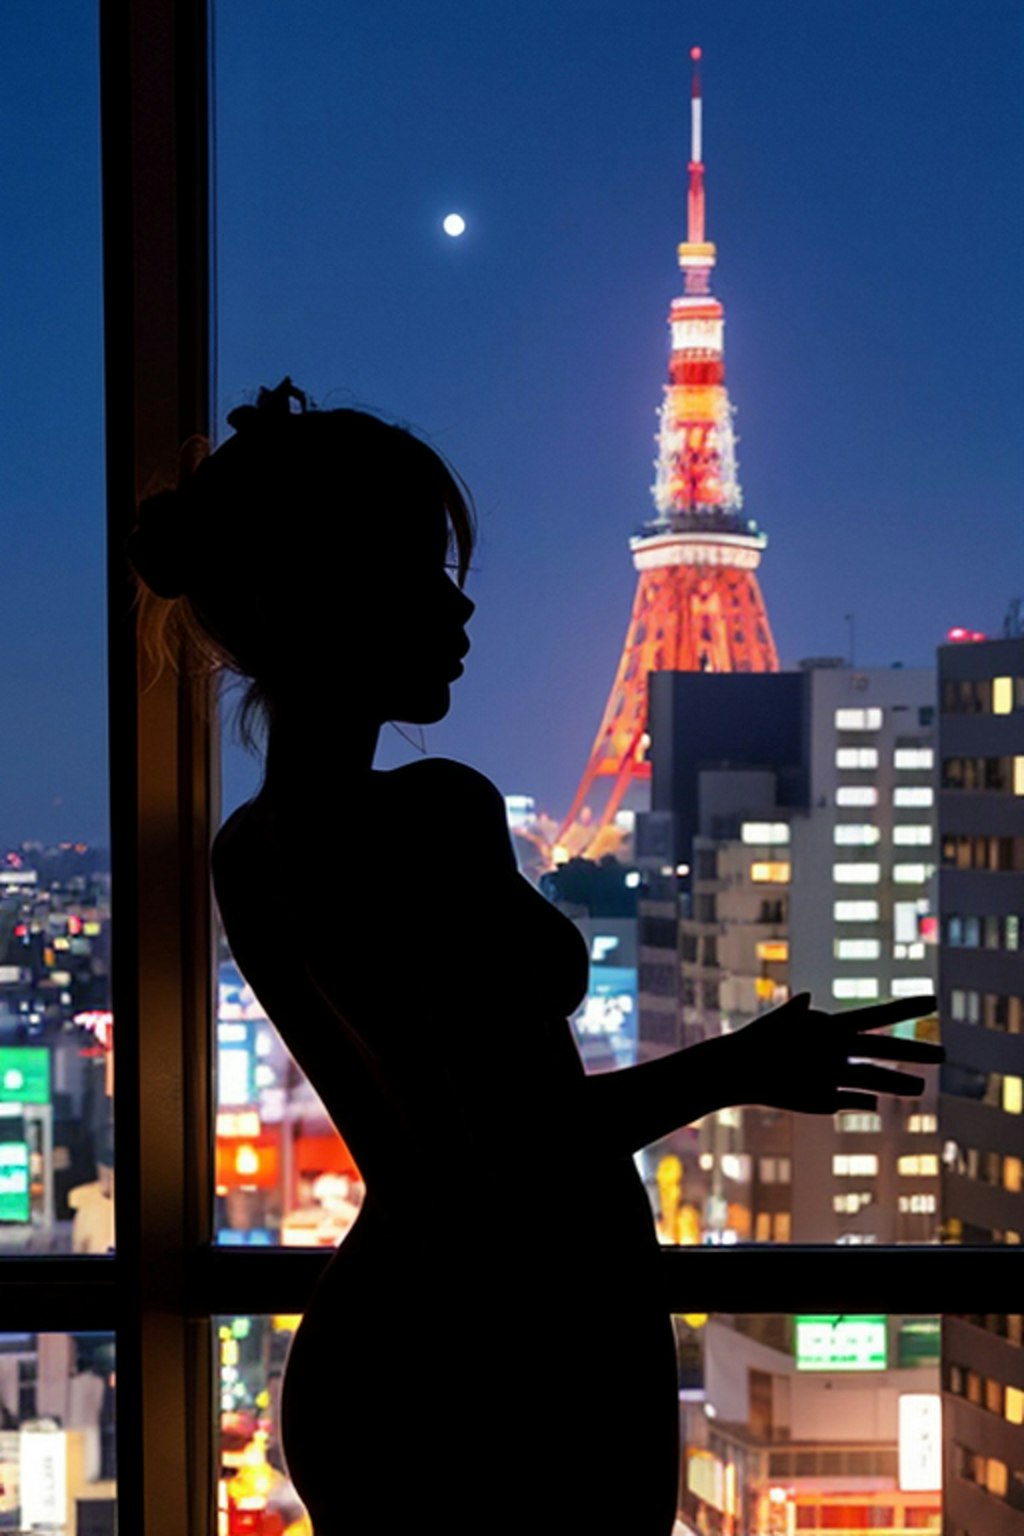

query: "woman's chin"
(395, 683), (453, 727)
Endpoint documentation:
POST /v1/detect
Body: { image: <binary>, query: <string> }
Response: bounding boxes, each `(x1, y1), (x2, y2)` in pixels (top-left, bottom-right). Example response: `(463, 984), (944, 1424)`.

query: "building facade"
(637, 662), (941, 1246)
(938, 635), (1024, 1534)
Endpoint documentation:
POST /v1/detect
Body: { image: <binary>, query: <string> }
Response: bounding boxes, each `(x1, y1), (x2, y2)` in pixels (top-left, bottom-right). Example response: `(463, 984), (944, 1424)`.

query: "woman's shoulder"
(379, 757), (505, 814)
(211, 759), (513, 884)
(377, 759), (517, 877)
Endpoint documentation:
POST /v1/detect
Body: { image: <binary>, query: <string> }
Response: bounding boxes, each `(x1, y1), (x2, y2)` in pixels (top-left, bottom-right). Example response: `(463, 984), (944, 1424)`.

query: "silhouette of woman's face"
(382, 547), (475, 724)
(284, 501), (474, 727)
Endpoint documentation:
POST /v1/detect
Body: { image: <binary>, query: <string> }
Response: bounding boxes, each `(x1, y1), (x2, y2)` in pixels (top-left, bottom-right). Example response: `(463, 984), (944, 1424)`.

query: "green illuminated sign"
(0, 1048), (50, 1105)
(0, 1140), (30, 1223)
(795, 1315), (887, 1371)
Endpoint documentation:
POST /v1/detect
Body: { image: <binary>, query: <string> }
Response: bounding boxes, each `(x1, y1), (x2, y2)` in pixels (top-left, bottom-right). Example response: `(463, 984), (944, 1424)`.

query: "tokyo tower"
(557, 47), (778, 856)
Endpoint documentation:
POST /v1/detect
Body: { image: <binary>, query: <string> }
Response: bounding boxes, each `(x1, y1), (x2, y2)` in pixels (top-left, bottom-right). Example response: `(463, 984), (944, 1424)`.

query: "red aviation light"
(946, 626), (988, 643)
(691, 46), (702, 61)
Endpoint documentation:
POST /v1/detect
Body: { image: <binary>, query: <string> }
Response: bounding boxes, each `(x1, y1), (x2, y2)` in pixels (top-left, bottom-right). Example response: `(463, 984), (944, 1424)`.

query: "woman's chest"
(338, 864), (590, 1023)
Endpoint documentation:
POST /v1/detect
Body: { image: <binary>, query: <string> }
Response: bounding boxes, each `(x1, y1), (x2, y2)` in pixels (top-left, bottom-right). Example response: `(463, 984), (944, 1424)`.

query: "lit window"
(755, 940), (789, 962)
(987, 1459), (1008, 1498)
(897, 1154), (938, 1176)
(741, 822), (790, 845)
(907, 1113), (937, 1133)
(834, 707), (882, 731)
(1015, 756), (1024, 795)
(890, 978), (933, 998)
(894, 863), (933, 883)
(898, 1193), (937, 1213)
(1003, 1076), (1023, 1115)
(833, 1154), (879, 1176)
(836, 748), (879, 769)
(833, 863), (881, 884)
(750, 862), (790, 883)
(758, 1157), (777, 1183)
(1005, 1157), (1023, 1193)
(834, 900), (880, 921)
(836, 786), (878, 807)
(834, 1191), (873, 1212)
(894, 787), (934, 807)
(1006, 1386), (1024, 1425)
(835, 1111), (882, 1133)
(832, 978), (879, 1000)
(993, 676), (1013, 714)
(833, 824), (880, 845)
(896, 786), (939, 811)
(834, 939), (880, 960)
(893, 748), (934, 769)
(892, 825), (932, 846)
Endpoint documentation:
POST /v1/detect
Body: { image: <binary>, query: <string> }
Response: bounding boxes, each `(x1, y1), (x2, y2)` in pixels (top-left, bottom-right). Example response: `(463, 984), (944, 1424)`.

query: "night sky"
(4, 2), (1023, 847)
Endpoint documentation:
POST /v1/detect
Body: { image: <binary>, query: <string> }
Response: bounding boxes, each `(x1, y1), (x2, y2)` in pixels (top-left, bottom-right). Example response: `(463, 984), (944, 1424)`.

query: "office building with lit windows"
(636, 660), (940, 1246)
(679, 1314), (942, 1535)
(787, 660), (940, 1247)
(938, 636), (1024, 1534)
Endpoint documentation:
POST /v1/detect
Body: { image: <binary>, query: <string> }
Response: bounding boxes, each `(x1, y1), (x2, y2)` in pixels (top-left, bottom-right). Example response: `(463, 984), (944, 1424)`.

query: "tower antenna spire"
(687, 46), (705, 245)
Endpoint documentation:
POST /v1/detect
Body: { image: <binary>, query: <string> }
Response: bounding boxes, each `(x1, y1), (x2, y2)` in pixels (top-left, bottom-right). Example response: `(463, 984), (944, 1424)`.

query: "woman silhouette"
(129, 379), (942, 1536)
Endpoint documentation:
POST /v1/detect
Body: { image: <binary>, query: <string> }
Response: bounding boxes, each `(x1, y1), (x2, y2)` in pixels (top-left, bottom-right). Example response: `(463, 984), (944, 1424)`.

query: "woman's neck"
(260, 701), (383, 815)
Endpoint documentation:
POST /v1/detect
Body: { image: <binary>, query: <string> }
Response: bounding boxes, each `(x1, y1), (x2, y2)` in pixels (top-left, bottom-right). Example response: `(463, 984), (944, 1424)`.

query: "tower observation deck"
(557, 48), (779, 857)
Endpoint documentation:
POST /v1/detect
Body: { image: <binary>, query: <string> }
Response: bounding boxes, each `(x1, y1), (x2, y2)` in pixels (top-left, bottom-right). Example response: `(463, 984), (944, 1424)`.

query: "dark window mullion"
(100, 4), (213, 1536)
(190, 1243), (1024, 1319)
(0, 1260), (117, 1330)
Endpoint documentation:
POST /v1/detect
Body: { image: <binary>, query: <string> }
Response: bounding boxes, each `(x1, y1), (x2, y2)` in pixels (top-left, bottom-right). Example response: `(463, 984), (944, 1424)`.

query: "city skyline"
(5, 1), (1023, 845)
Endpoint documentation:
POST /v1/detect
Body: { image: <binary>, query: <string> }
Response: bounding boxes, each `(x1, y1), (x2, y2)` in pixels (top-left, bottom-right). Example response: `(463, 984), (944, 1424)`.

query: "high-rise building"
(636, 661), (940, 1246)
(788, 661), (940, 1247)
(937, 634), (1024, 1533)
(679, 1314), (942, 1535)
(559, 50), (777, 857)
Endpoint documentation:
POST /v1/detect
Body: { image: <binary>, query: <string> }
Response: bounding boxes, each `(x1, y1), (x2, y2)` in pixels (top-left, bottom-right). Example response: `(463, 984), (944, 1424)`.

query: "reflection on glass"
(0, 1332), (116, 1535)
(214, 947), (361, 1248)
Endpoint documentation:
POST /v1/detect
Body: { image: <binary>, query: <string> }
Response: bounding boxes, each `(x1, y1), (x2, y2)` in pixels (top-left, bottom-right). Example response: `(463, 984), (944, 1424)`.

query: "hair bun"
(226, 377), (310, 435)
(127, 487), (193, 599)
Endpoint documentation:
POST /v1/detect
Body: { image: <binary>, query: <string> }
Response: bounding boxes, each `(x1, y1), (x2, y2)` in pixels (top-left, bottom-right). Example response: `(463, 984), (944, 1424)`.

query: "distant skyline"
(4, 2), (1023, 845)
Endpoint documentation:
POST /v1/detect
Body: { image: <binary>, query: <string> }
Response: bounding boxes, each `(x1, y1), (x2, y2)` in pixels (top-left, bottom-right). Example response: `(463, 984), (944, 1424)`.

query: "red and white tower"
(558, 48), (779, 857)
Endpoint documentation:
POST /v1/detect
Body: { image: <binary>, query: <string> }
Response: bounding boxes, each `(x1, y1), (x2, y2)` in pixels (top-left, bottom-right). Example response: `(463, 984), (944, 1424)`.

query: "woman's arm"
(584, 991), (943, 1157)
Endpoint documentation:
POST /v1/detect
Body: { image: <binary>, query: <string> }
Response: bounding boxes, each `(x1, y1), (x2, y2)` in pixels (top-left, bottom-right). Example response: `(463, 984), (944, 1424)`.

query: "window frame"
(6, 5), (1000, 1536)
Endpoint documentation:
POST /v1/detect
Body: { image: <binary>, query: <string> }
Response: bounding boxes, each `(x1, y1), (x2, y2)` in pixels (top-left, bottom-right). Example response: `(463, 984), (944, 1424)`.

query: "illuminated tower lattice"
(558, 48), (778, 855)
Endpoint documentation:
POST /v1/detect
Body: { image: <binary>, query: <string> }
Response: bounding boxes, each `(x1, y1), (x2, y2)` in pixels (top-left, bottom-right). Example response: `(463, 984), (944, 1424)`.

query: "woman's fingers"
(847, 1036), (944, 1065)
(842, 1062), (926, 1096)
(834, 1090), (879, 1111)
(838, 995), (937, 1032)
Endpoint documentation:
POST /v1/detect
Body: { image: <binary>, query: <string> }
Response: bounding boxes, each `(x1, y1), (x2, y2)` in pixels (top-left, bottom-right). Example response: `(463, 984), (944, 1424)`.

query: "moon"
(442, 213), (466, 238)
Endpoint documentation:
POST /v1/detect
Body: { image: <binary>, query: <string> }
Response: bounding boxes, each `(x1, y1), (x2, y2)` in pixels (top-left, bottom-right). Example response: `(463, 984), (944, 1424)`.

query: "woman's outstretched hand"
(723, 992), (942, 1114)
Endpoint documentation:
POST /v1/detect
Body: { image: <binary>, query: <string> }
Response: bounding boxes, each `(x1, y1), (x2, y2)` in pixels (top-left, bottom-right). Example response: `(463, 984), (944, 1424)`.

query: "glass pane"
(0, 13), (113, 1255)
(221, 1314), (1007, 1532)
(210, 3), (1022, 1249)
(214, 956), (360, 1247)
(0, 1331), (116, 1535)
(215, 1316), (307, 1536)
